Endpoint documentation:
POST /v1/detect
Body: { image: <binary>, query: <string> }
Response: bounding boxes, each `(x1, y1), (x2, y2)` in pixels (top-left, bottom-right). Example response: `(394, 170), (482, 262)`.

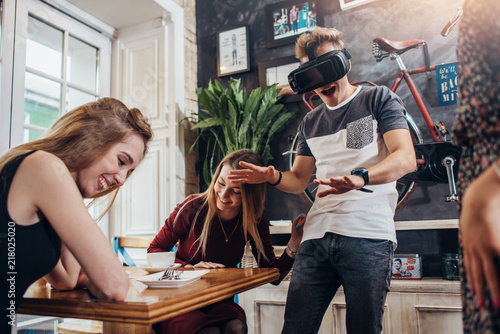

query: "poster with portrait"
(217, 26), (250, 77)
(392, 254), (423, 280)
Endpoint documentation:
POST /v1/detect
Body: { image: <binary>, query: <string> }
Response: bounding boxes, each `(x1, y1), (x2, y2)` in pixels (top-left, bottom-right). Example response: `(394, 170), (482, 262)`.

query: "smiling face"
(300, 42), (356, 107)
(214, 165), (242, 220)
(72, 133), (145, 197)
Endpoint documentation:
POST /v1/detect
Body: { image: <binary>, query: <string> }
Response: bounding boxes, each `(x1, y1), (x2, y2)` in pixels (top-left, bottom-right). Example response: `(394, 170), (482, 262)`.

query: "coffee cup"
(147, 252), (175, 268)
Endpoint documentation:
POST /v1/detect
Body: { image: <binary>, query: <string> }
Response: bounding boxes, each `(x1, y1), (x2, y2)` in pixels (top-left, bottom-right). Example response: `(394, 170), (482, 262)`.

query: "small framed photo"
(392, 254), (423, 280)
(258, 56), (300, 89)
(217, 26), (250, 77)
(339, 0), (377, 10)
(265, 0), (322, 48)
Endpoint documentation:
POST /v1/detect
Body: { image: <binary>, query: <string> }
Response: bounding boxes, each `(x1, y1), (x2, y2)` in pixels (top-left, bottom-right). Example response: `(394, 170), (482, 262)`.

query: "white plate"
(138, 263), (181, 273)
(137, 269), (210, 288)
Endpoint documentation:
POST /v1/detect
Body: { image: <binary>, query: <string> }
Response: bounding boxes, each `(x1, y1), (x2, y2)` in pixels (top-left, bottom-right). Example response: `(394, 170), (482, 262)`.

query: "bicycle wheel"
(287, 132), (316, 205)
(287, 112), (424, 210)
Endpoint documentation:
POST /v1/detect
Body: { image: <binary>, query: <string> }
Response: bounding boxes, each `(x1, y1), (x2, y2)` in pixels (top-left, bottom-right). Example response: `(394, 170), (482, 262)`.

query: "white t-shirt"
(296, 85), (408, 244)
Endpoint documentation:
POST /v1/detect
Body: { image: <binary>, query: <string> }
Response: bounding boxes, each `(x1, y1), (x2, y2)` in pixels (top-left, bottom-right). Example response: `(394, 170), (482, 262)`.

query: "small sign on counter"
(392, 254), (422, 280)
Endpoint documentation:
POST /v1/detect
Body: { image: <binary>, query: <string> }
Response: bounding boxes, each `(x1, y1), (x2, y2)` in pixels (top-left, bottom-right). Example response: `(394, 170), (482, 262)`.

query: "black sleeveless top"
(1, 151), (61, 332)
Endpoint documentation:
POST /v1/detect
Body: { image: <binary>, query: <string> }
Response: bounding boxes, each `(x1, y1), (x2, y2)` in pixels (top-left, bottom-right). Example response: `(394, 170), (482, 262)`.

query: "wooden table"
(18, 267), (279, 333)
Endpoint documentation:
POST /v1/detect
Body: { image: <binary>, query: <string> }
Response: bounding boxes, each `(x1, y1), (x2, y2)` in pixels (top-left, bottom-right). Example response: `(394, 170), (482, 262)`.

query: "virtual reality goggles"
(288, 48), (352, 94)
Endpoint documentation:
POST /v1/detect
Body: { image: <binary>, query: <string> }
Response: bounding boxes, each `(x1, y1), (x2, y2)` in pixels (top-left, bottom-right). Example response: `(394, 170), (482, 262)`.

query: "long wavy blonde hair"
(187, 149), (268, 262)
(0, 97), (153, 212)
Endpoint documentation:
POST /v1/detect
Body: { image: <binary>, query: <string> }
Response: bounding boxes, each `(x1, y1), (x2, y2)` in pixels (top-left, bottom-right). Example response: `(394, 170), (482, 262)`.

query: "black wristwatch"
(350, 167), (373, 193)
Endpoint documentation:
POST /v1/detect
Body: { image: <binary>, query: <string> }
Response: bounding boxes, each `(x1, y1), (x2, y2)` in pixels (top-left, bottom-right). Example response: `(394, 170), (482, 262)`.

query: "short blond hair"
(295, 27), (345, 60)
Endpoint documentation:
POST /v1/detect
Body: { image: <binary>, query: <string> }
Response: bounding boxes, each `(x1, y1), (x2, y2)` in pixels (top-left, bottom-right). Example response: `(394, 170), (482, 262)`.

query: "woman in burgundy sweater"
(148, 149), (304, 334)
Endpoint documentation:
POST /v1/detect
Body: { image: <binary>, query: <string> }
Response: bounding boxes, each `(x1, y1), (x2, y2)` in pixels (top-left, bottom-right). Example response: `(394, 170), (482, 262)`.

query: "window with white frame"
(8, 0), (111, 147)
(24, 16), (100, 142)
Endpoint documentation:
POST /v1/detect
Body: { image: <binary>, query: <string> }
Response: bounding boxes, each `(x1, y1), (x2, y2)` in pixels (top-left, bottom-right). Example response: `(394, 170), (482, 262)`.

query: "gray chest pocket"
(346, 115), (373, 149)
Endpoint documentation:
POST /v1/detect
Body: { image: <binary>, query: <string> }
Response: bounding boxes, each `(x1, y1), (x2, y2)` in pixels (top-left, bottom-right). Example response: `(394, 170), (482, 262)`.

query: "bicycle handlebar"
(441, 7), (463, 37)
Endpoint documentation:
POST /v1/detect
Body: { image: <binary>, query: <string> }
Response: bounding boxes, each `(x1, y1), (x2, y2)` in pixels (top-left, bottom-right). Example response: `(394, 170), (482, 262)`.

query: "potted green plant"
(187, 78), (294, 186)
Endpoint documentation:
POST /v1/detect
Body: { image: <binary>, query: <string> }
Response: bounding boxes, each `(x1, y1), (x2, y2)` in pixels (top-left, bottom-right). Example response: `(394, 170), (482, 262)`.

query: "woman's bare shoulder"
(20, 151), (69, 178)
(25, 150), (63, 164)
(15, 151), (74, 196)
(8, 151), (72, 224)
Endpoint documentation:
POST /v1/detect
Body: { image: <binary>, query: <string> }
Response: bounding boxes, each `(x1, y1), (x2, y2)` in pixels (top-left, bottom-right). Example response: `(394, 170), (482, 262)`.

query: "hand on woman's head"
(227, 161), (276, 185)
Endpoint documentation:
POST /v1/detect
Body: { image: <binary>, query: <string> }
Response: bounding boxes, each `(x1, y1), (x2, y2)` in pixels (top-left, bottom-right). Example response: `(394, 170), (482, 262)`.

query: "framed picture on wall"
(265, 0), (322, 48)
(217, 26), (250, 77)
(339, 0), (377, 10)
(258, 55), (300, 88)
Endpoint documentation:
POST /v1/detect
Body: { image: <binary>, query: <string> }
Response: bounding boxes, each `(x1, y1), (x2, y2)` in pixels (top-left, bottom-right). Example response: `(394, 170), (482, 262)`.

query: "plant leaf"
(191, 117), (225, 129)
(268, 111), (294, 139)
(261, 145), (272, 163)
(192, 79), (290, 181)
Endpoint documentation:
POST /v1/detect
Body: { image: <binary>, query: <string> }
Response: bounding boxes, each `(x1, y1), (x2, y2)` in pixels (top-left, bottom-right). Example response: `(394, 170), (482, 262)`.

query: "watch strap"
(351, 168), (373, 193)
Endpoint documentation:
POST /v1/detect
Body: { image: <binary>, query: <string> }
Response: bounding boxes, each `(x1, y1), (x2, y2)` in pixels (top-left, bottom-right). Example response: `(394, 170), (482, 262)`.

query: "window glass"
(67, 35), (98, 91)
(23, 127), (43, 143)
(66, 87), (97, 112)
(21, 14), (101, 144)
(24, 71), (60, 131)
(26, 15), (63, 78)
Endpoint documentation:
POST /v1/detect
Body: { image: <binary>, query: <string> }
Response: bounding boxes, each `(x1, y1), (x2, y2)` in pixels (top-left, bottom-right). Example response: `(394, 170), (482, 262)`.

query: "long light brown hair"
(185, 149), (268, 261)
(0, 97), (153, 212)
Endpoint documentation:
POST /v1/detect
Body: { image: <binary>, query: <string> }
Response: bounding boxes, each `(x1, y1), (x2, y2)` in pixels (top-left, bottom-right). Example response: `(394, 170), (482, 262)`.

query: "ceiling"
(65, 0), (166, 30)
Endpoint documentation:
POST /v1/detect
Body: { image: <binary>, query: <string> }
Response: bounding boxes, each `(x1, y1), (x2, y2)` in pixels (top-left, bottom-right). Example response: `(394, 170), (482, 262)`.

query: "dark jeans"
(281, 233), (393, 334)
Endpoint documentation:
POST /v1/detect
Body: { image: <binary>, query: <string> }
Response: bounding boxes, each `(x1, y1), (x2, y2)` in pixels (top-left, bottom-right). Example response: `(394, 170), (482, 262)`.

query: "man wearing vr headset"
(229, 27), (415, 333)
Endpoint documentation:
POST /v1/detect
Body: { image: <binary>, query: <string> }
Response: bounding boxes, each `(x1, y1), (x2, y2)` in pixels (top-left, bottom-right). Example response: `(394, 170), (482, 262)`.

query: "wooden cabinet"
(239, 278), (461, 334)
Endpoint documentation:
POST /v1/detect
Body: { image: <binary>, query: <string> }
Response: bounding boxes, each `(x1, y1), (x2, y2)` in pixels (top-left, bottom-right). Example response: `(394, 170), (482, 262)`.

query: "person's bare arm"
(315, 128), (416, 197)
(460, 159), (500, 307)
(228, 155), (316, 194)
(364, 128), (416, 184)
(44, 243), (81, 290)
(12, 152), (129, 300)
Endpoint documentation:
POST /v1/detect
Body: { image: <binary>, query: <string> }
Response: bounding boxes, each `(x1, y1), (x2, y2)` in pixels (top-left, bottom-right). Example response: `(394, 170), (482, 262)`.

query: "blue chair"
(113, 236), (177, 266)
(112, 236), (155, 267)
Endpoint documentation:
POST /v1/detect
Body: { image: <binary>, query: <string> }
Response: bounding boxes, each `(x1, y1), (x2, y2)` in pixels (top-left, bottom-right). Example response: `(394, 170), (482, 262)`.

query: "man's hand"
(228, 161), (277, 185)
(314, 174), (365, 197)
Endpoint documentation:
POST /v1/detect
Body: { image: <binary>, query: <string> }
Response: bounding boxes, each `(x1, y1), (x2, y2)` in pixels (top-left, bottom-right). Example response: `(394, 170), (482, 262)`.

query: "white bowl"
(147, 252), (176, 268)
